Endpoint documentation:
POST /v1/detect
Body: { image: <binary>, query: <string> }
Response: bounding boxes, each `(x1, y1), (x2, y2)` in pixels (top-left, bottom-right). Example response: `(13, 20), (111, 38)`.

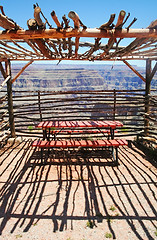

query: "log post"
(34, 6), (45, 29)
(38, 90), (42, 122)
(0, 13), (20, 30)
(113, 89), (116, 120)
(115, 10), (126, 29)
(75, 37), (80, 57)
(68, 11), (87, 29)
(68, 11), (80, 29)
(27, 18), (38, 30)
(99, 14), (115, 29)
(51, 11), (62, 29)
(6, 59), (16, 138)
(144, 59), (151, 136)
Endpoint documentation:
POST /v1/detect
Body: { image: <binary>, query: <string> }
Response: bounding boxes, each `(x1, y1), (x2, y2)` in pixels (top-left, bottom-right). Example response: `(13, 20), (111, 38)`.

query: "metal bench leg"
(40, 147), (50, 164)
(112, 147), (119, 165)
(115, 147), (118, 165)
(47, 148), (50, 161)
(41, 148), (43, 164)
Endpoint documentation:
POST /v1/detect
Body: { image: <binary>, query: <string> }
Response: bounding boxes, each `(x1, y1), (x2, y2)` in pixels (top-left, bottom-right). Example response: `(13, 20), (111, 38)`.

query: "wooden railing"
(144, 94), (157, 137)
(0, 88), (156, 142)
(8, 89), (155, 139)
(0, 92), (10, 145)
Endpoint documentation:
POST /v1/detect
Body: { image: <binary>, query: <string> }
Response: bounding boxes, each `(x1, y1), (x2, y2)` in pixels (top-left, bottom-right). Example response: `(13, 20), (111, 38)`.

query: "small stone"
(7, 137), (15, 144)
(15, 136), (23, 143)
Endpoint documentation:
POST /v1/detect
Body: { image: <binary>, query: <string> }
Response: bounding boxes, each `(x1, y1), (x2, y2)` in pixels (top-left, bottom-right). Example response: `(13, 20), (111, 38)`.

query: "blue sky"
(0, 0), (156, 67)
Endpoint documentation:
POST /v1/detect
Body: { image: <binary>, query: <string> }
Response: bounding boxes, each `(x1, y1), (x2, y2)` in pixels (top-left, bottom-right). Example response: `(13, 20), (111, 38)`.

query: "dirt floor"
(0, 139), (157, 240)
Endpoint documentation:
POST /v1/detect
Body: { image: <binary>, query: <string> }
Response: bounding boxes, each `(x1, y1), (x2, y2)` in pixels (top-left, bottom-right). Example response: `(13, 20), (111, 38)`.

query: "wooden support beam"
(12, 60), (34, 83)
(148, 62), (157, 80)
(68, 11), (80, 29)
(45, 39), (58, 55)
(115, 10), (126, 29)
(144, 59), (152, 136)
(51, 11), (62, 29)
(0, 75), (11, 90)
(0, 61), (7, 78)
(99, 14), (115, 29)
(68, 37), (72, 58)
(96, 37), (115, 59)
(27, 18), (38, 30)
(148, 19), (157, 29)
(123, 60), (146, 82)
(6, 59), (16, 138)
(34, 39), (53, 58)
(68, 11), (87, 29)
(0, 6), (5, 16)
(62, 15), (70, 29)
(0, 13), (20, 30)
(34, 6), (45, 29)
(62, 38), (67, 50)
(0, 28), (156, 41)
(75, 37), (80, 57)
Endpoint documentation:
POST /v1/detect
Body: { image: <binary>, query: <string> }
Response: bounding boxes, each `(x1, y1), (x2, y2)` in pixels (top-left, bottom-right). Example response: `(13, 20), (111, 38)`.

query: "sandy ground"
(0, 140), (157, 240)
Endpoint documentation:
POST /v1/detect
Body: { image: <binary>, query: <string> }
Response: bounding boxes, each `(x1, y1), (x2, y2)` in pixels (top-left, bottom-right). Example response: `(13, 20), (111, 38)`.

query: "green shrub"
(86, 220), (94, 228)
(105, 232), (112, 238)
(28, 125), (33, 131)
(109, 205), (116, 211)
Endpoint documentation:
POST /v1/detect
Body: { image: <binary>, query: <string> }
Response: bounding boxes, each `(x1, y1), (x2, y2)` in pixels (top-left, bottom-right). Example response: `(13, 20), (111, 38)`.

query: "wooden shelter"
(0, 5), (157, 140)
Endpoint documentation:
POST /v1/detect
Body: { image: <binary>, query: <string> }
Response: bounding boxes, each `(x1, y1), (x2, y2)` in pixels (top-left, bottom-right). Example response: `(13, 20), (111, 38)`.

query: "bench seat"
(32, 139), (127, 148)
(32, 139), (128, 165)
(51, 129), (117, 134)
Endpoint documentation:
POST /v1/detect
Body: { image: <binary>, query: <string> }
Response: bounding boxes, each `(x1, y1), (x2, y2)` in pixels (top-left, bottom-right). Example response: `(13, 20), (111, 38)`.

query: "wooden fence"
(8, 89), (156, 139)
(0, 93), (10, 145)
(146, 94), (157, 136)
(0, 88), (156, 143)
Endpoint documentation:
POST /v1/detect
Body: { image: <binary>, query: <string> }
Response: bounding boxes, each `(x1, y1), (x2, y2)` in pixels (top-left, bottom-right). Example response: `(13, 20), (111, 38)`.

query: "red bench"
(32, 138), (128, 165)
(51, 129), (117, 134)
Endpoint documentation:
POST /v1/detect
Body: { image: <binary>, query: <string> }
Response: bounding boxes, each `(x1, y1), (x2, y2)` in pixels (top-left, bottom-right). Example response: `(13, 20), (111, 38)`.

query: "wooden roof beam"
(0, 13), (21, 30)
(99, 14), (115, 30)
(34, 6), (45, 29)
(0, 75), (11, 90)
(12, 60), (34, 83)
(68, 11), (87, 29)
(115, 10), (126, 29)
(34, 39), (54, 58)
(148, 62), (157, 81)
(0, 28), (156, 40)
(123, 60), (146, 82)
(0, 61), (7, 78)
(51, 11), (62, 29)
(75, 37), (79, 57)
(96, 11), (127, 60)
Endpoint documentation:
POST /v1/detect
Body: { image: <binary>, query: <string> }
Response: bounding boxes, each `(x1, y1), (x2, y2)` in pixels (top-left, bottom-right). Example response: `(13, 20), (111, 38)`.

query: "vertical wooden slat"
(75, 37), (80, 57)
(38, 90), (42, 122)
(113, 89), (116, 120)
(6, 59), (16, 138)
(38, 90), (45, 139)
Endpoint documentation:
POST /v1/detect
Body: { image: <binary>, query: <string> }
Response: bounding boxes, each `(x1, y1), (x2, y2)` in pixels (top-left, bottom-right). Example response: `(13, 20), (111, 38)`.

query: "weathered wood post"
(6, 59), (16, 138)
(113, 89), (116, 120)
(38, 90), (42, 122)
(144, 59), (151, 136)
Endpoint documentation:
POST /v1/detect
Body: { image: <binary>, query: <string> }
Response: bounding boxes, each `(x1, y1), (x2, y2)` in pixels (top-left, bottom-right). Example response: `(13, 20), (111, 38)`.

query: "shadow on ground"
(0, 140), (157, 239)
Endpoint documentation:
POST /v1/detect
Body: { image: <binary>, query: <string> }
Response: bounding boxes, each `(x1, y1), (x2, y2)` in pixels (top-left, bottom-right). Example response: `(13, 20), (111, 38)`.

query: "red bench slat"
(51, 129), (118, 134)
(32, 139), (128, 148)
(36, 120), (123, 129)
